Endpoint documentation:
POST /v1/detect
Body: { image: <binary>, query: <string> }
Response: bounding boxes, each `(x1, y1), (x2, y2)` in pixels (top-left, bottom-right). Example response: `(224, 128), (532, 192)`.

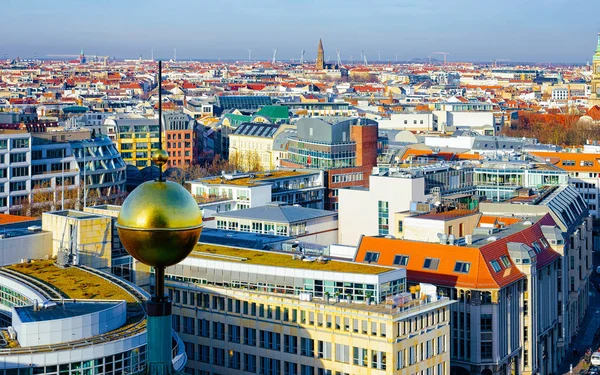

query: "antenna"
(300, 50), (305, 64)
(336, 49), (342, 67)
(247, 49), (253, 62)
(272, 49), (277, 64)
(158, 60), (164, 181)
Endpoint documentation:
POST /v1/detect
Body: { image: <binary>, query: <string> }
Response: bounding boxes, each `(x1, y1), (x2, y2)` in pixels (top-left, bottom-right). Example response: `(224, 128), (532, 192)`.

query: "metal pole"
(158, 60), (163, 182)
(83, 149), (86, 209)
(61, 161), (64, 210)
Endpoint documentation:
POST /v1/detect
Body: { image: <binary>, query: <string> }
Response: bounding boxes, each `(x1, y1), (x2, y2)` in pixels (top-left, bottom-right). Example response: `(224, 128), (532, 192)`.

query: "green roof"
(62, 106), (89, 114)
(224, 113), (252, 127)
(256, 106), (289, 120)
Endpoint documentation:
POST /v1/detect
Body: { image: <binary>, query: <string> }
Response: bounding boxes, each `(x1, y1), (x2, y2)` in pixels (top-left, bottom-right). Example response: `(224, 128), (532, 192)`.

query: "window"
(260, 330), (281, 351)
(490, 260), (502, 272)
(284, 362), (298, 375)
(228, 351), (241, 369)
(335, 344), (350, 364)
(198, 344), (210, 363)
(212, 322), (225, 340)
(532, 241), (542, 253)
(398, 220), (403, 232)
(300, 365), (314, 375)
(10, 153), (27, 163)
(364, 252), (380, 263)
(228, 324), (241, 343)
(500, 256), (511, 267)
(301, 337), (314, 357)
(318, 341), (332, 360)
(284, 334), (297, 354)
(454, 262), (471, 273)
(212, 347), (225, 366)
(393, 255), (409, 266)
(244, 327), (257, 346)
(481, 342), (492, 359)
(481, 314), (492, 331)
(378, 200), (389, 235)
(423, 258), (440, 270)
(244, 354), (257, 373)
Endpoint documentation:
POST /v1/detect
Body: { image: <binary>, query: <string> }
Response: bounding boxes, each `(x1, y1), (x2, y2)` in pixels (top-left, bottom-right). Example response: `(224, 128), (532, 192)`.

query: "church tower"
(589, 33), (600, 108)
(316, 38), (325, 70)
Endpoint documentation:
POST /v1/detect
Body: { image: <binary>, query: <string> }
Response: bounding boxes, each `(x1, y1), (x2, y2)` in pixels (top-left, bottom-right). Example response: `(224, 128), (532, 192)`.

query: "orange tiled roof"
(530, 151), (600, 172)
(0, 214), (36, 225)
(355, 214), (559, 289)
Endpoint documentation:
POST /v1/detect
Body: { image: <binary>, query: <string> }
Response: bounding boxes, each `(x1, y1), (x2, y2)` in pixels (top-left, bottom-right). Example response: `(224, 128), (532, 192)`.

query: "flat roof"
(191, 243), (394, 275)
(16, 302), (120, 323)
(7, 261), (137, 302)
(194, 170), (314, 186)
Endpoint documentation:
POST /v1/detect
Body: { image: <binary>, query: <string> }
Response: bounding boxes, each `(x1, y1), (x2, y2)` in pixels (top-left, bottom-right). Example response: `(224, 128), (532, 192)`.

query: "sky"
(2, 0), (600, 63)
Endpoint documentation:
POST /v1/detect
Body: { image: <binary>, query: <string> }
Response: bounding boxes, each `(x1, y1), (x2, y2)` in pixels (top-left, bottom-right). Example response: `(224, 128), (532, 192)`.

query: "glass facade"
(287, 139), (356, 170)
(378, 200), (389, 235)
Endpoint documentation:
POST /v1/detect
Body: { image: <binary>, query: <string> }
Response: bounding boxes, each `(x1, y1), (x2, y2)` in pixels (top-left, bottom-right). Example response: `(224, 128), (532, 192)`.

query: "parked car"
(591, 353), (600, 367)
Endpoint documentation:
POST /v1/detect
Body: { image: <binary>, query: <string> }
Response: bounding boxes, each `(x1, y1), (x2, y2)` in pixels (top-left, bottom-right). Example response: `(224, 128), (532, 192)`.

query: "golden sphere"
(152, 149), (169, 167)
(116, 180), (203, 268)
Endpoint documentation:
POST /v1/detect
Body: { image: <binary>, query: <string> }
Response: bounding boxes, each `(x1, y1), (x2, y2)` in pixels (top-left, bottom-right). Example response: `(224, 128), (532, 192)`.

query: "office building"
(166, 243), (453, 375)
(282, 117), (379, 210)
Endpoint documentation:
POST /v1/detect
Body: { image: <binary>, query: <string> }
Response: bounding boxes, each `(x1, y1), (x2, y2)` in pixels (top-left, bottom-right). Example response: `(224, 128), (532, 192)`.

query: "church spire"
(316, 38), (325, 70)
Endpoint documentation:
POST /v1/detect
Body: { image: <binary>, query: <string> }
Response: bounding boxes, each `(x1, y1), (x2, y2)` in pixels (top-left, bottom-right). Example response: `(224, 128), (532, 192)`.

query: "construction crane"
(272, 49), (277, 64)
(395, 53), (399, 62)
(300, 50), (305, 64)
(173, 48), (177, 62)
(433, 52), (449, 66)
(247, 49), (253, 62)
(362, 50), (368, 66)
(336, 49), (342, 67)
(491, 58), (510, 68)
(378, 52), (382, 63)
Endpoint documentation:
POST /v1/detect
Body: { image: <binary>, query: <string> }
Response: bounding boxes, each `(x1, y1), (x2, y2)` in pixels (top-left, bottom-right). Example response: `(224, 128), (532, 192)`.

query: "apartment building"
(166, 243), (454, 375)
(355, 212), (563, 375)
(189, 170), (326, 220)
(480, 185), (593, 361)
(228, 123), (294, 171)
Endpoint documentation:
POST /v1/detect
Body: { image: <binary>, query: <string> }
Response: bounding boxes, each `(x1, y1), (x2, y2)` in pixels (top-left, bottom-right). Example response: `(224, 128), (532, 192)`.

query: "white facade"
(338, 174), (428, 246)
(377, 113), (435, 131)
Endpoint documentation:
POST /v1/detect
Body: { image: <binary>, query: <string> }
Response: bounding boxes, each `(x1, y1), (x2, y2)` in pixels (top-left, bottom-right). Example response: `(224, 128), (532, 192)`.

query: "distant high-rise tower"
(589, 33), (600, 108)
(316, 38), (325, 70)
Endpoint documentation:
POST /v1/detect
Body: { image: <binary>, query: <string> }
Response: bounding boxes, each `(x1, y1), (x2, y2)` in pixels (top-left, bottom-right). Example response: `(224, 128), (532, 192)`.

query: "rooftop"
(194, 170), (313, 186)
(191, 243), (393, 275)
(215, 203), (337, 223)
(7, 261), (137, 302)
(16, 301), (120, 323)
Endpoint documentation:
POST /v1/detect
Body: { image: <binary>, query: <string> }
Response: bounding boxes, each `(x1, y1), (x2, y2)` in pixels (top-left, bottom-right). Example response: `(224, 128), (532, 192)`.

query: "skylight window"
(423, 258), (440, 271)
(454, 262), (471, 274)
(532, 241), (542, 254)
(500, 256), (511, 268)
(364, 252), (380, 263)
(393, 255), (409, 266)
(490, 260), (502, 273)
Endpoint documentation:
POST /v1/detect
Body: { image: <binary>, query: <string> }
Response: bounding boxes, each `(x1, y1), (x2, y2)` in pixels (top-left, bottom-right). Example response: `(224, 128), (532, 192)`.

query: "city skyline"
(3, 0), (600, 63)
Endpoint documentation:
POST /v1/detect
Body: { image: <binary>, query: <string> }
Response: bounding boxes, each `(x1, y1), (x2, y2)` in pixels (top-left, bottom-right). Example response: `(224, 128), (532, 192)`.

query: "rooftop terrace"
(8, 260), (137, 302)
(191, 243), (393, 275)
(196, 170), (313, 186)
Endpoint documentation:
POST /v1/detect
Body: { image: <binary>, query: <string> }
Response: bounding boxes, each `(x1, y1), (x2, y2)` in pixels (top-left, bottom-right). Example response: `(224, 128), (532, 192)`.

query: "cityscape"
(2, 1), (600, 375)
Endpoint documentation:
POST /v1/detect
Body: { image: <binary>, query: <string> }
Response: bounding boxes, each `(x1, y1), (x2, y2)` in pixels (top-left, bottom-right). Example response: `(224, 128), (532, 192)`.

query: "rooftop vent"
(487, 236), (497, 242)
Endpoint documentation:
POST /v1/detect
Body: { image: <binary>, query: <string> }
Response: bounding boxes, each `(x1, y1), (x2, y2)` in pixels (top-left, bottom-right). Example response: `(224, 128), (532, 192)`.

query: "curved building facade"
(0, 263), (186, 374)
